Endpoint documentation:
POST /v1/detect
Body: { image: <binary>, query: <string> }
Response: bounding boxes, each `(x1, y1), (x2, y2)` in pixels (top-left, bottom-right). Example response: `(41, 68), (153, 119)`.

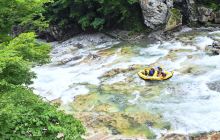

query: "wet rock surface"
(161, 131), (220, 140)
(207, 80), (220, 92)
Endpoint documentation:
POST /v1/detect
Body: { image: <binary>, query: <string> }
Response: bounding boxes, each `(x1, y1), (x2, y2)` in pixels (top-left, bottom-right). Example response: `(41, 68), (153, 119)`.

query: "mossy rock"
(72, 93), (99, 111)
(165, 8), (182, 31)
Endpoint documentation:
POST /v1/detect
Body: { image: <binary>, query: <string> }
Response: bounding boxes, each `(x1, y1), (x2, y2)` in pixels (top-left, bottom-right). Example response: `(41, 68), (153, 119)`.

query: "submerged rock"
(71, 81), (170, 138)
(101, 64), (142, 78)
(50, 98), (62, 106)
(207, 80), (220, 92)
(74, 111), (169, 139)
(161, 134), (188, 140)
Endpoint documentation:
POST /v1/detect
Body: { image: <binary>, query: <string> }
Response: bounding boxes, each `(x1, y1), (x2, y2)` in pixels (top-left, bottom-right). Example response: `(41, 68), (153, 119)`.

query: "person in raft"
(148, 67), (166, 77)
(148, 68), (155, 76)
(157, 67), (166, 77)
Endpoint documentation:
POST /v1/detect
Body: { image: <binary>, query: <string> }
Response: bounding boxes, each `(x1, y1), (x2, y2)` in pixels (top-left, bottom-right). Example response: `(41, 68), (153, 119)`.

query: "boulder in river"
(207, 80), (220, 92)
(205, 41), (220, 55)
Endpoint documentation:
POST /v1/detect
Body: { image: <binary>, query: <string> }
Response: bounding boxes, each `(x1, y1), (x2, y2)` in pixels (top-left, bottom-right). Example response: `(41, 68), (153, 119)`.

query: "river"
(31, 28), (220, 139)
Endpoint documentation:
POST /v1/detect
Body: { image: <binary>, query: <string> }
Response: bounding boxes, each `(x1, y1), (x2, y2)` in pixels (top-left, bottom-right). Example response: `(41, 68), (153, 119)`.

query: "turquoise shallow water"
(32, 29), (220, 136)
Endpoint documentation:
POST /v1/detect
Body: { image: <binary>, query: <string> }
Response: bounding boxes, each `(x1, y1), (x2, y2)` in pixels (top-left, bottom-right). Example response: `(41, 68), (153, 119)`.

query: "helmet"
(157, 66), (162, 70)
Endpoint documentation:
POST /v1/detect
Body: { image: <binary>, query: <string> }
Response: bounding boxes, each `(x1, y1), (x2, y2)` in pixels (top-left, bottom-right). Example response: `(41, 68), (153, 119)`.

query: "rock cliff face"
(139, 0), (171, 30)
(186, 0), (198, 22)
(139, 0), (186, 31)
(197, 7), (220, 24)
(139, 0), (220, 31)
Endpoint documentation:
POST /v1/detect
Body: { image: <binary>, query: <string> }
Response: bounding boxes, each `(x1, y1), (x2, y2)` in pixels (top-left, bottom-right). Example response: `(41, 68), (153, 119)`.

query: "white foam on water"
(194, 55), (220, 67)
(128, 91), (140, 105)
(32, 66), (90, 103)
(31, 31), (220, 136)
(145, 65), (220, 134)
(105, 73), (127, 85)
(209, 30), (220, 35)
(160, 41), (194, 50)
(140, 43), (169, 56)
(193, 36), (214, 50)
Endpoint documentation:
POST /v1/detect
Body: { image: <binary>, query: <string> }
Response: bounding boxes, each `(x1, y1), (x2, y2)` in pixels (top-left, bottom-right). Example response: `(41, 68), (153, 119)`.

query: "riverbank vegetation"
(0, 33), (85, 138)
(197, 0), (220, 11)
(0, 0), (90, 139)
(44, 0), (145, 31)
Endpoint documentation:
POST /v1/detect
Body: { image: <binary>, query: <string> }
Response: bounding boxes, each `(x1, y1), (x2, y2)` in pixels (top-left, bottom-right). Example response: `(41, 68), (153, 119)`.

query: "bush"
(0, 0), (50, 38)
(44, 0), (145, 32)
(196, 0), (220, 11)
(0, 87), (85, 139)
(0, 32), (85, 139)
(5, 32), (51, 65)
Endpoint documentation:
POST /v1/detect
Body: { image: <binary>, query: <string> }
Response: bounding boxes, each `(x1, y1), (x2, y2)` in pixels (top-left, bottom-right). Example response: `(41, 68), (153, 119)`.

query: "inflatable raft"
(138, 68), (174, 81)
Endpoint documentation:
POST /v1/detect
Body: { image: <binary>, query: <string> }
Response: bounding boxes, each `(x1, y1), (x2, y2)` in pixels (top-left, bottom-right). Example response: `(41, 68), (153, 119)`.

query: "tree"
(0, 0), (50, 42)
(0, 33), (85, 139)
(0, 32), (51, 88)
(0, 87), (85, 139)
(44, 0), (144, 32)
(5, 32), (51, 64)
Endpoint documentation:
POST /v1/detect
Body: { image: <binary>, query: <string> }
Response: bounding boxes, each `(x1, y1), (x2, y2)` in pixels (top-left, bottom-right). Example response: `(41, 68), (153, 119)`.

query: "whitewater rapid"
(32, 29), (220, 136)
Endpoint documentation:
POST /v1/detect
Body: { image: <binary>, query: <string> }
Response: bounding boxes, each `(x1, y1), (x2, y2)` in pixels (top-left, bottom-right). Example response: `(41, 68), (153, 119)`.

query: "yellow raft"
(138, 68), (174, 81)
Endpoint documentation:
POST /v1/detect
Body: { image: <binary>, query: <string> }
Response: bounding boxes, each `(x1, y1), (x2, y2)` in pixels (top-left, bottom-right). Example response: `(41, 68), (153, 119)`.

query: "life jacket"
(149, 69), (155, 76)
(162, 72), (166, 77)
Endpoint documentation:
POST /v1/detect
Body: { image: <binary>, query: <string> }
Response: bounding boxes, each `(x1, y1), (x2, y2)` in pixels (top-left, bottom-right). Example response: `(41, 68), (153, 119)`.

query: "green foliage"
(0, 87), (85, 139)
(6, 32), (51, 64)
(0, 34), (12, 43)
(0, 33), (85, 139)
(91, 18), (105, 30)
(44, 0), (145, 32)
(0, 55), (35, 86)
(165, 8), (182, 31)
(0, 32), (51, 88)
(0, 0), (50, 38)
(197, 0), (220, 11)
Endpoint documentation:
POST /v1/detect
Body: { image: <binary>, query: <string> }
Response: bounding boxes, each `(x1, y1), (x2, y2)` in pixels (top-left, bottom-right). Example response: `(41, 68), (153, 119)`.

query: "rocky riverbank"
(162, 131), (220, 140)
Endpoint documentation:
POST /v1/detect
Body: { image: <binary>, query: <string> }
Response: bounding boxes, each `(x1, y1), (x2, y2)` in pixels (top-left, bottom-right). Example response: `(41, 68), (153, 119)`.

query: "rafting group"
(138, 66), (174, 81)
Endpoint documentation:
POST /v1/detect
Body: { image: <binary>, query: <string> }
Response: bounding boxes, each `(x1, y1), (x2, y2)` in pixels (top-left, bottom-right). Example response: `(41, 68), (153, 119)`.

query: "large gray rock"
(215, 10), (220, 24)
(140, 0), (171, 29)
(166, 0), (174, 9)
(186, 0), (198, 22)
(198, 6), (213, 23)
